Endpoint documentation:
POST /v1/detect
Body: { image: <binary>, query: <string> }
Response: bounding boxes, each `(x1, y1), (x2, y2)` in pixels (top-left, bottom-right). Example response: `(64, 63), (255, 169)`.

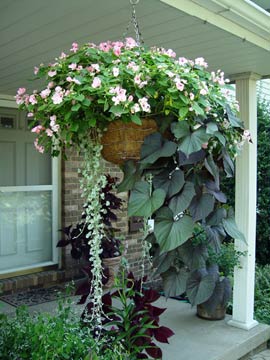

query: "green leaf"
(109, 105), (125, 115)
(153, 168), (184, 198)
(171, 121), (190, 139)
(131, 114), (142, 125)
(178, 107), (189, 120)
(153, 251), (176, 275)
(192, 102), (205, 116)
(178, 240), (208, 270)
(189, 193), (215, 222)
(75, 94), (85, 102)
(206, 122), (218, 134)
(226, 105), (243, 128)
(169, 181), (195, 215)
(222, 209), (246, 242)
(128, 181), (166, 218)
(204, 154), (219, 186)
(82, 98), (91, 106)
(117, 160), (142, 193)
(214, 131), (226, 146)
(161, 267), (188, 298)
(71, 103), (81, 112)
(154, 207), (194, 252)
(70, 123), (79, 132)
(222, 149), (234, 178)
(179, 128), (210, 156)
(186, 271), (216, 306)
(140, 133), (177, 164)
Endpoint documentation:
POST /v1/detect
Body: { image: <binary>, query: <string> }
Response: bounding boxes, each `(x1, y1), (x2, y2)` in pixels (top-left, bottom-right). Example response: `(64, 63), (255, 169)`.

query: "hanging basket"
(101, 118), (158, 165)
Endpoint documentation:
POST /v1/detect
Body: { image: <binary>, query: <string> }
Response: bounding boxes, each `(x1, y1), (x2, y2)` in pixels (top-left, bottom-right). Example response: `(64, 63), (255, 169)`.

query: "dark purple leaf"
(154, 326), (175, 343)
(146, 343), (162, 359)
(143, 289), (160, 303)
(75, 281), (90, 296)
(56, 239), (70, 247)
(77, 294), (88, 305)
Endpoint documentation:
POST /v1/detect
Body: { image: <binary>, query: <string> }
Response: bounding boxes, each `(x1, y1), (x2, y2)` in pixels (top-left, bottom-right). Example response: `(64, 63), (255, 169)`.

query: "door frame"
(0, 95), (61, 279)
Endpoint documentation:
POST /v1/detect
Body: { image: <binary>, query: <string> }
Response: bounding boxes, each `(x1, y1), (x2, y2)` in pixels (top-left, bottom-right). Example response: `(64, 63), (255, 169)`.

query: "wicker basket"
(101, 118), (157, 165)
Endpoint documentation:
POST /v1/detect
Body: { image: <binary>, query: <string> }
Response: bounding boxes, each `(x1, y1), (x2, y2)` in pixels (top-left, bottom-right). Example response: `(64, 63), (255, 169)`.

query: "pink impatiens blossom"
(34, 138), (44, 153)
(189, 93), (195, 101)
(99, 42), (112, 52)
(128, 95), (133, 102)
(68, 63), (77, 70)
(17, 88), (26, 96)
(70, 42), (79, 53)
(48, 70), (57, 77)
(112, 67), (119, 77)
(29, 94), (38, 105)
(34, 66), (39, 75)
(40, 88), (51, 99)
(127, 61), (139, 72)
(59, 52), (67, 59)
(92, 77), (101, 88)
(48, 81), (54, 89)
(113, 46), (122, 56)
(27, 112), (34, 117)
(52, 88), (64, 104)
(200, 88), (208, 96)
(46, 128), (53, 137)
(138, 97), (151, 113)
(175, 81), (184, 91)
(131, 103), (140, 113)
(31, 125), (44, 134)
(178, 57), (188, 66)
(125, 37), (137, 49)
(195, 57), (208, 68)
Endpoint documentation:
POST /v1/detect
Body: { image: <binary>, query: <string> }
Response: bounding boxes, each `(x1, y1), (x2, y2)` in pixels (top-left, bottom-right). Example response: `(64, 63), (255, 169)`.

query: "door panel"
(0, 107), (56, 274)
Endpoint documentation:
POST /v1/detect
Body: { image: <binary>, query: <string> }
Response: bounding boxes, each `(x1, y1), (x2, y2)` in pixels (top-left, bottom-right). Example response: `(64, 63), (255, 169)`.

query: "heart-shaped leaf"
(154, 207), (194, 253)
(222, 208), (246, 242)
(171, 121), (190, 139)
(179, 128), (210, 156)
(222, 149), (234, 178)
(169, 181), (195, 215)
(186, 270), (217, 306)
(226, 105), (244, 128)
(117, 160), (142, 193)
(205, 180), (227, 203)
(189, 193), (215, 222)
(178, 240), (208, 270)
(204, 154), (219, 187)
(140, 133), (177, 164)
(153, 168), (184, 198)
(128, 181), (166, 218)
(205, 225), (226, 253)
(178, 149), (206, 165)
(153, 251), (176, 275)
(161, 267), (188, 298)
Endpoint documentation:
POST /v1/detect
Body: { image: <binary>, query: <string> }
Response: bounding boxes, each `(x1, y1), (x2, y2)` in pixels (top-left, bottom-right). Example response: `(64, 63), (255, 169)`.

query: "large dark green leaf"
(186, 270), (217, 306)
(153, 168), (184, 198)
(178, 149), (206, 166)
(117, 160), (142, 193)
(226, 105), (244, 128)
(161, 267), (188, 298)
(205, 225), (226, 253)
(222, 149), (234, 178)
(206, 208), (227, 226)
(179, 128), (210, 156)
(206, 122), (218, 134)
(140, 133), (177, 164)
(153, 251), (176, 275)
(201, 277), (232, 314)
(169, 182), (195, 215)
(204, 154), (219, 187)
(154, 207), (194, 253)
(222, 208), (246, 243)
(128, 181), (166, 218)
(171, 121), (190, 139)
(178, 240), (208, 270)
(189, 193), (215, 222)
(205, 180), (227, 203)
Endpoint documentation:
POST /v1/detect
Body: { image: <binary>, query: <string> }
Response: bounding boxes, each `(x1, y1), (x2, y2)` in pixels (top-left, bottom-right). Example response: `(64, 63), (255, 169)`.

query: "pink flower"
(46, 128), (53, 137)
(70, 42), (79, 53)
(138, 97), (151, 113)
(48, 70), (57, 77)
(91, 64), (100, 72)
(73, 78), (81, 85)
(125, 37), (137, 49)
(59, 52), (67, 59)
(200, 88), (208, 96)
(112, 67), (119, 77)
(178, 57), (188, 65)
(189, 93), (195, 101)
(134, 74), (141, 85)
(48, 82), (54, 89)
(175, 81), (184, 91)
(99, 42), (112, 52)
(52, 92), (63, 104)
(92, 77), (101, 88)
(113, 46), (121, 56)
(29, 94), (38, 104)
(40, 88), (51, 99)
(68, 63), (77, 70)
(34, 138), (44, 154)
(17, 88), (26, 96)
(34, 67), (39, 75)
(195, 57), (208, 68)
(131, 103), (140, 113)
(66, 76), (73, 82)
(128, 95), (133, 102)
(165, 49), (176, 58)
(27, 112), (34, 117)
(31, 125), (44, 134)
(127, 62), (139, 72)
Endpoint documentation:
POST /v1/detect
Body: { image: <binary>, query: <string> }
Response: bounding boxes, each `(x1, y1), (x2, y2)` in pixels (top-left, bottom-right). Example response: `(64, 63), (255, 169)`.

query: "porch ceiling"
(0, 0), (270, 96)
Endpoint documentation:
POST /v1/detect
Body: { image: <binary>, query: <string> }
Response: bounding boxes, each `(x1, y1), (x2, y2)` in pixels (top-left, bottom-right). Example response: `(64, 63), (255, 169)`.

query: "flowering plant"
(16, 37), (243, 157)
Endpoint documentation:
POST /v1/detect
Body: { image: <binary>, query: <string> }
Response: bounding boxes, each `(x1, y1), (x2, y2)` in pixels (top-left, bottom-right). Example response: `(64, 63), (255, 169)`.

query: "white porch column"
(228, 72), (261, 330)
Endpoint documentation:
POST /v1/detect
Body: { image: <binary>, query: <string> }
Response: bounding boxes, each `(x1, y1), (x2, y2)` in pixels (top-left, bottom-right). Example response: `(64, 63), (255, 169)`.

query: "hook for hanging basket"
(130, 0), (139, 4)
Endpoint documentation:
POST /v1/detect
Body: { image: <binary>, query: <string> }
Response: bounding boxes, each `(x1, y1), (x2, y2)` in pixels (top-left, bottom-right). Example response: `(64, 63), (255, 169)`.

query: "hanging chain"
(123, 0), (144, 46)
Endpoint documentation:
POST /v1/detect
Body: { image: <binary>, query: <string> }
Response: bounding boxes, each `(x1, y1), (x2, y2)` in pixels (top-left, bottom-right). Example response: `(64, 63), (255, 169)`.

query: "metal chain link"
(122, 0), (144, 46)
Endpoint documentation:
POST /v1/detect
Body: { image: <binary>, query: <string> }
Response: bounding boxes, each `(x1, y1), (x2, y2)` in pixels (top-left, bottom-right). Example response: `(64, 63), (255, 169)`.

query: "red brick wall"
(61, 150), (146, 278)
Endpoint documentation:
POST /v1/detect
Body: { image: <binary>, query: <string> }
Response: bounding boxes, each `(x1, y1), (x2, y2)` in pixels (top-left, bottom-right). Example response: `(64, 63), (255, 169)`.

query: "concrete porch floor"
(1, 296), (270, 360)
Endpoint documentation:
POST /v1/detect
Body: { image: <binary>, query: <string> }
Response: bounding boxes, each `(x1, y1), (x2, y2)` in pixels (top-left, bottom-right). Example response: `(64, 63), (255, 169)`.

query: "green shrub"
(254, 264), (270, 324)
(0, 298), (127, 360)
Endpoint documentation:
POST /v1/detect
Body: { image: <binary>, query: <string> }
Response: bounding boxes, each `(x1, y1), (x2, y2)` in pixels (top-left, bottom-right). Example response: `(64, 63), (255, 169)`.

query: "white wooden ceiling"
(0, 0), (270, 95)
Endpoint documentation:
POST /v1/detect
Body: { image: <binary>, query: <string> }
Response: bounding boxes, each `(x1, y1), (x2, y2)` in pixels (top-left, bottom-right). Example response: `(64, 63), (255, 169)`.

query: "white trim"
(0, 261), (58, 275)
(0, 185), (53, 192)
(52, 157), (61, 267)
(161, 0), (270, 50)
(0, 95), (18, 109)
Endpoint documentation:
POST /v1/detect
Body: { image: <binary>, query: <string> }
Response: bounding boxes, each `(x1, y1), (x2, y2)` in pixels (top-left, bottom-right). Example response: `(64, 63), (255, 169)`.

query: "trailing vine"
(79, 134), (107, 327)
